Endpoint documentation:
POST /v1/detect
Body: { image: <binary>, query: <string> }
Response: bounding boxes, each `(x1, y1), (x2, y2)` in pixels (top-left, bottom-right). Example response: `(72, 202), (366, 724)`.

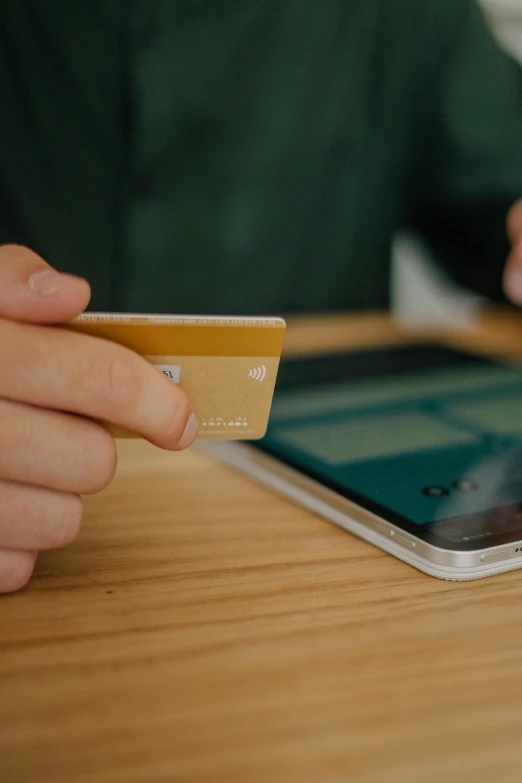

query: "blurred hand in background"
(504, 200), (522, 303)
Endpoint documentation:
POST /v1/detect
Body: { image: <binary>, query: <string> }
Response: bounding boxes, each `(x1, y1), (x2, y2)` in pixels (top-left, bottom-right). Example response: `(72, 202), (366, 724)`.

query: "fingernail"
(28, 270), (63, 296)
(177, 413), (199, 450)
(506, 267), (522, 305)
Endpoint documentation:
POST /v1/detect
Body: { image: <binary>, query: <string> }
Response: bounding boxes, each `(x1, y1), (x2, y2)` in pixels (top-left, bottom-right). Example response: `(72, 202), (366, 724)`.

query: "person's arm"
(404, 0), (522, 302)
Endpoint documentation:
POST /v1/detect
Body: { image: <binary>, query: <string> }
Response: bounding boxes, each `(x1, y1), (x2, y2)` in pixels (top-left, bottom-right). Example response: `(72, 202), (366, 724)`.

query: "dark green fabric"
(0, 1), (521, 314)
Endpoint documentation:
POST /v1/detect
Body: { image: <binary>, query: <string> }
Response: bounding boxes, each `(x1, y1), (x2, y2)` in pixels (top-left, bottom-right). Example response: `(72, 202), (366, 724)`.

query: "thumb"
(0, 244), (91, 324)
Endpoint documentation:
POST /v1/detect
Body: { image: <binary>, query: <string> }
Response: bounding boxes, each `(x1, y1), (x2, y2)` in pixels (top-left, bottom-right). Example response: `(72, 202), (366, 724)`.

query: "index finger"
(0, 319), (198, 451)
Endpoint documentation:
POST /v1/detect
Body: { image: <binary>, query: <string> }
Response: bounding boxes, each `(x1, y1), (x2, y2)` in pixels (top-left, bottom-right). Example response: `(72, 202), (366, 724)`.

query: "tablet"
(200, 344), (522, 580)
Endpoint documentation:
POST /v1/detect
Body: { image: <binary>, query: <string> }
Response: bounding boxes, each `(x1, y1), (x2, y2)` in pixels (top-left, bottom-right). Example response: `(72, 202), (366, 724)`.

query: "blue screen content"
(261, 363), (522, 526)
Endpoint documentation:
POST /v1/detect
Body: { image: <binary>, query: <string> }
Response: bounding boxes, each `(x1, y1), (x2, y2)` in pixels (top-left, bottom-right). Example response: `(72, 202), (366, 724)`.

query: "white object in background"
(391, 233), (483, 329)
(480, 0), (522, 62)
(392, 5), (522, 327)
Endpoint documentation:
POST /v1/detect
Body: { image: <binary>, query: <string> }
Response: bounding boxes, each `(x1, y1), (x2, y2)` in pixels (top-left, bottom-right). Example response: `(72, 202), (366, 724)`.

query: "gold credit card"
(65, 313), (286, 440)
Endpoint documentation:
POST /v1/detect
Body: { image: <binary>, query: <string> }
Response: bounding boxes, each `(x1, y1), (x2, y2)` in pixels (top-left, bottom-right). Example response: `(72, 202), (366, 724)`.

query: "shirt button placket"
(124, 1), (160, 310)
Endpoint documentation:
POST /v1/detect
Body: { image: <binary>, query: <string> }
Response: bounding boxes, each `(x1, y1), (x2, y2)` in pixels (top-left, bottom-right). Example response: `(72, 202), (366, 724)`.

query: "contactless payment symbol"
(248, 365), (267, 382)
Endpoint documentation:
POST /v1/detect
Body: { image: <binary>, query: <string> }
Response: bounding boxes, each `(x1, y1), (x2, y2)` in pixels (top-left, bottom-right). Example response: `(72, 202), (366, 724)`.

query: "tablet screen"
(255, 346), (522, 549)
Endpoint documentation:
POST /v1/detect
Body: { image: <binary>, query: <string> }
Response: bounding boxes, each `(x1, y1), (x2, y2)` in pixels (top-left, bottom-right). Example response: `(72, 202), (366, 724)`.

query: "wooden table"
(3, 309), (522, 783)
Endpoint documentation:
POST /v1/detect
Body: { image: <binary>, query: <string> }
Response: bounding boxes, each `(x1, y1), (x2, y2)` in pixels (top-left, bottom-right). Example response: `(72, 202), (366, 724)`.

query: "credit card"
(64, 313), (286, 440)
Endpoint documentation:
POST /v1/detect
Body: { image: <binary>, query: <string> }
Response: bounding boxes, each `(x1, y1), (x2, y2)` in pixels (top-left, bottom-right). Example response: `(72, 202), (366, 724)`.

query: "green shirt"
(1, 0), (521, 314)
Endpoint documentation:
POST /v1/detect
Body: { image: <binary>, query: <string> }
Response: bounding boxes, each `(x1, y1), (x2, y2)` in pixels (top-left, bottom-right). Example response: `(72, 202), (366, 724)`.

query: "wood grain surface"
(2, 308), (522, 783)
